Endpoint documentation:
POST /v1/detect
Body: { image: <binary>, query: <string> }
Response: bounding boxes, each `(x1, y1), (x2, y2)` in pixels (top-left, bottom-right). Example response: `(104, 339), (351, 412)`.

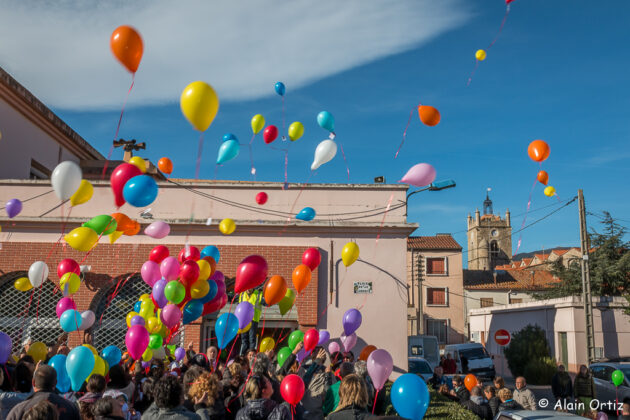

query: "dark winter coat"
(454, 386), (470, 402)
(6, 390), (80, 420)
(140, 403), (201, 420)
(461, 399), (492, 420)
(551, 371), (573, 399)
(498, 399), (522, 412)
(574, 374), (596, 398)
(235, 399), (277, 420)
(487, 396), (500, 418)
(325, 404), (373, 420)
(194, 400), (227, 420)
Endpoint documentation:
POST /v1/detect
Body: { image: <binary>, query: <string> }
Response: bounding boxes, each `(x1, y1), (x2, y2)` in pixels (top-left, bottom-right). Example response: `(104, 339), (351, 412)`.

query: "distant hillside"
(512, 246), (574, 261)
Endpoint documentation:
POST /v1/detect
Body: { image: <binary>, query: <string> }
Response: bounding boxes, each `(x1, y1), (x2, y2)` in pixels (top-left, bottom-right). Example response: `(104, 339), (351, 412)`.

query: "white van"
(443, 343), (495, 379)
(408, 335), (439, 370)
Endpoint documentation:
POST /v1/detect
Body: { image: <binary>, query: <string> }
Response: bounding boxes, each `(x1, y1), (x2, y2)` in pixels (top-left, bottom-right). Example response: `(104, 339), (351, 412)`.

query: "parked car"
(494, 410), (582, 419)
(444, 342), (496, 379)
(408, 356), (433, 382)
(589, 361), (630, 405)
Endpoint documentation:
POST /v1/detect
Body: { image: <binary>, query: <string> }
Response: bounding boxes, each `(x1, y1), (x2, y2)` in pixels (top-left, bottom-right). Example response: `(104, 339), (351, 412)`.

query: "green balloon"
(83, 215), (117, 235)
(164, 281), (185, 304)
(612, 369), (624, 387)
(278, 289), (296, 316)
(166, 344), (176, 355)
(149, 334), (163, 350)
(276, 347), (292, 369)
(288, 330), (304, 351)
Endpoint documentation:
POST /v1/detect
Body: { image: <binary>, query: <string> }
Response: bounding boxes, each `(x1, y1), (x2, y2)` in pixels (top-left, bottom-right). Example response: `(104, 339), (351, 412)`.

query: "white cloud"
(0, 0), (470, 110)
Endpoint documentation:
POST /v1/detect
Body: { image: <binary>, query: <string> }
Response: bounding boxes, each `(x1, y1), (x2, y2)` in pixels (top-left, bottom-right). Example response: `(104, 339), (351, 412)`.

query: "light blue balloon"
(123, 175), (158, 207)
(183, 300), (204, 325)
(134, 301), (142, 313)
(66, 346), (95, 392)
(197, 280), (218, 304)
(102, 345), (122, 367)
(215, 313), (239, 349)
(391, 373), (429, 420)
(59, 309), (81, 332)
(48, 354), (70, 393)
(217, 140), (240, 165)
(201, 245), (221, 263)
(275, 82), (286, 96)
(223, 133), (238, 142)
(317, 111), (335, 132)
(296, 207), (316, 221)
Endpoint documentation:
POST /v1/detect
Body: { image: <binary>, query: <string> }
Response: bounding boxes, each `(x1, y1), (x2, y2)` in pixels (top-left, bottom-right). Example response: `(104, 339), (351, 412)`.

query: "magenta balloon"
(234, 301), (255, 330)
(328, 341), (340, 354)
(144, 221), (171, 239)
(367, 349), (393, 390)
(152, 278), (168, 308)
(342, 309), (362, 336)
(318, 330), (330, 346)
(161, 304), (182, 328)
(399, 163), (436, 187)
(160, 257), (180, 281)
(340, 333), (357, 353)
(215, 279), (226, 297)
(56, 297), (77, 318)
(125, 325), (149, 360)
(141, 261), (161, 286)
(210, 270), (225, 283)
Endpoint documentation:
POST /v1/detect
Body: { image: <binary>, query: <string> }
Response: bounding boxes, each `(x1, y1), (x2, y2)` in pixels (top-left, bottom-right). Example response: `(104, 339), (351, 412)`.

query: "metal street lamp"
(405, 179), (456, 216)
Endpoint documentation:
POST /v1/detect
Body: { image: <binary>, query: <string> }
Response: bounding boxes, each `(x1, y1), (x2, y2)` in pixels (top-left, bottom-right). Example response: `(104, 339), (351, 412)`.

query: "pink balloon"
(340, 333), (357, 353)
(399, 163), (436, 187)
(56, 297), (77, 318)
(141, 261), (161, 286)
(367, 349), (393, 390)
(144, 221), (171, 239)
(125, 325), (149, 360)
(328, 341), (341, 354)
(160, 257), (180, 281)
(161, 304), (182, 328)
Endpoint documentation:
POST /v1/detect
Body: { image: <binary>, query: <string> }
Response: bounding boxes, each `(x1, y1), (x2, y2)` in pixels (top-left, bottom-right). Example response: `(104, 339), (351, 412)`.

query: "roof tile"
(463, 269), (559, 290)
(408, 235), (462, 250)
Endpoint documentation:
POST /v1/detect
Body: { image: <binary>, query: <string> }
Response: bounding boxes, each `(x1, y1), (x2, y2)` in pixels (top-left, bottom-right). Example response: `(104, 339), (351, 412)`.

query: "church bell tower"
(467, 189), (512, 270)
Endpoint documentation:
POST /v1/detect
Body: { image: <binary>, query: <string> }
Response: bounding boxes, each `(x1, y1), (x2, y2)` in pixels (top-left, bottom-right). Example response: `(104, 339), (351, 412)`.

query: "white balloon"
(152, 346), (165, 360)
(28, 261), (49, 288)
(311, 139), (338, 170)
(79, 310), (95, 330)
(51, 161), (82, 200)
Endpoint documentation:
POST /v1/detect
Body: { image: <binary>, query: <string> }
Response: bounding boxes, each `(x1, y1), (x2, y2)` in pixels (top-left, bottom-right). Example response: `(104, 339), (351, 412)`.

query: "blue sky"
(2, 0), (629, 259)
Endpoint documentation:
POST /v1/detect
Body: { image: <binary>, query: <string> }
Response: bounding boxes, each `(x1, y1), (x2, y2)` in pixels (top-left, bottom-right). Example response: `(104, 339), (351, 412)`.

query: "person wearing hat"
(103, 389), (140, 420)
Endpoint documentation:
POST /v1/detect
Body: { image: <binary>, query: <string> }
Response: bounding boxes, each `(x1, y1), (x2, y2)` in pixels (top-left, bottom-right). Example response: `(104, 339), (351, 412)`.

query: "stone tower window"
(490, 240), (499, 265)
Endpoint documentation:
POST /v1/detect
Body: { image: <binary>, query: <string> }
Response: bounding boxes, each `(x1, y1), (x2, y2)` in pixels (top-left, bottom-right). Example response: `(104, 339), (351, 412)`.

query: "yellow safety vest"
(239, 289), (262, 322)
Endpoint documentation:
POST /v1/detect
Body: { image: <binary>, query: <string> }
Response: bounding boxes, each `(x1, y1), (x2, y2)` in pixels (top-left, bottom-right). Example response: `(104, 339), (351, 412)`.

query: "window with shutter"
(426, 287), (447, 305)
(426, 258), (446, 275)
(480, 297), (494, 308)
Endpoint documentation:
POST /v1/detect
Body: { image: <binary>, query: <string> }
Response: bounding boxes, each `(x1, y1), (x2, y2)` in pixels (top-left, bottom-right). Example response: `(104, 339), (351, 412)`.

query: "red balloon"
(303, 328), (319, 353)
(234, 255), (268, 294)
(178, 246), (201, 263)
(179, 260), (200, 287)
(149, 246), (170, 264)
(57, 258), (80, 279)
(256, 192), (268, 205)
(302, 248), (321, 271)
(281, 374), (305, 405)
(537, 170), (549, 185)
(110, 163), (142, 207)
(263, 125), (278, 144)
(203, 292), (227, 316)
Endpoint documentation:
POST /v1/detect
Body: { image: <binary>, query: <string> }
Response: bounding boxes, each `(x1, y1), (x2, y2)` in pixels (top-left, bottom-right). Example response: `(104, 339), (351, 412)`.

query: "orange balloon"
(359, 345), (377, 361)
(418, 105), (441, 127)
(202, 256), (217, 277)
(158, 157), (173, 175)
(125, 221), (141, 236)
(537, 170), (549, 185)
(110, 25), (144, 73)
(527, 140), (550, 162)
(292, 264), (312, 294)
(464, 374), (478, 391)
(264, 275), (288, 306)
(111, 213), (134, 233)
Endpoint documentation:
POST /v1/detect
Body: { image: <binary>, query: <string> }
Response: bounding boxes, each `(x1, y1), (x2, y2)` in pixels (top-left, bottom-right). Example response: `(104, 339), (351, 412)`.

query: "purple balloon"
(5, 199), (22, 218)
(141, 361), (151, 369)
(174, 347), (185, 362)
(234, 301), (255, 330)
(296, 348), (312, 363)
(367, 349), (394, 390)
(210, 270), (225, 283)
(399, 163), (436, 188)
(130, 315), (145, 326)
(0, 332), (11, 364)
(152, 279), (168, 308)
(340, 333), (357, 353)
(318, 330), (330, 346)
(342, 308), (362, 336)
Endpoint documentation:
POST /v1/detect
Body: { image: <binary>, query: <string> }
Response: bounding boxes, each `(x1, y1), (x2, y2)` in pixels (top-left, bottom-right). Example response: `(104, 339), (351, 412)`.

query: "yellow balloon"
(158, 324), (169, 338)
(128, 156), (147, 173)
(14, 277), (33, 292)
(341, 242), (360, 267)
(190, 279), (210, 299)
(544, 186), (556, 197)
(146, 317), (161, 334)
(27, 342), (47, 363)
(141, 299), (155, 312)
(142, 348), (153, 362)
(219, 218), (236, 235)
(59, 272), (81, 295)
(288, 122), (304, 141)
(126, 311), (140, 328)
(475, 49), (487, 61)
(65, 227), (99, 252)
(139, 294), (152, 302)
(239, 323), (251, 334)
(70, 180), (94, 206)
(197, 259), (211, 281)
(83, 344), (98, 355)
(251, 114), (265, 135)
(259, 337), (275, 353)
(180, 81), (220, 131)
(109, 230), (123, 244)
(139, 307), (153, 320)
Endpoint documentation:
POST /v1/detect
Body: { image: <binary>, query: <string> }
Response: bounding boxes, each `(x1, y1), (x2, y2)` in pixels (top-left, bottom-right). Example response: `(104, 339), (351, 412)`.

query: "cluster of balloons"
(311, 111), (338, 171)
(110, 161), (158, 208)
(527, 139), (556, 197)
(56, 258), (95, 332)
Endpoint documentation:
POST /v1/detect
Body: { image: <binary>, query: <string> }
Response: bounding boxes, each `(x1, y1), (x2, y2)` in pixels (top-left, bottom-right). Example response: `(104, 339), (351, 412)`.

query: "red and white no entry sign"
(494, 329), (511, 346)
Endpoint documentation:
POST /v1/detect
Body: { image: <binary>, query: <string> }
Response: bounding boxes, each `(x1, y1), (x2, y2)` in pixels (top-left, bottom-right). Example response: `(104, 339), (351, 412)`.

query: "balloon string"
(224, 332), (239, 364)
(258, 306), (267, 351)
(279, 172), (312, 236)
(374, 193), (394, 247)
(514, 178), (537, 254)
(101, 73), (136, 180)
(466, 60), (480, 87)
(195, 132), (204, 180)
(394, 107), (416, 159)
(488, 5), (511, 49)
(372, 389), (380, 414)
(281, 96), (286, 133)
(339, 143), (350, 182)
(212, 349), (221, 373)
(248, 134), (257, 179)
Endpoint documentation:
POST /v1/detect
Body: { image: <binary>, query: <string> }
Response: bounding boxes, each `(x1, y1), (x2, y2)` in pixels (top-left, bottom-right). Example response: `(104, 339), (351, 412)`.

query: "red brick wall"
(0, 241), (318, 350)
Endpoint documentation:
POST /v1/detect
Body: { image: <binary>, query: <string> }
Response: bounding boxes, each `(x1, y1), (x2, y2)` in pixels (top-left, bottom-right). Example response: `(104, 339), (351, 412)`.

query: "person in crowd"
(493, 376), (506, 393)
(442, 353), (456, 374)
(0, 360), (34, 417)
(551, 364), (572, 411)
(574, 364), (596, 416)
(327, 374), (371, 420)
(342, 353), (354, 364)
(78, 374), (107, 420)
(618, 399), (630, 420)
(438, 384), (459, 402)
(427, 366), (447, 390)
(239, 288), (263, 356)
(497, 388), (522, 412)
(246, 350), (257, 370)
(183, 367), (206, 411)
(104, 389), (139, 420)
(234, 375), (278, 420)
(483, 386), (500, 418)
(323, 362), (354, 415)
(460, 355), (469, 374)
(93, 396), (127, 420)
(107, 364), (136, 402)
(206, 347), (218, 365)
(460, 385), (492, 420)
(251, 354), (282, 404)
(513, 376), (536, 410)
(6, 364), (80, 420)
(141, 374), (200, 420)
(22, 399), (59, 420)
(438, 355), (446, 370)
(222, 362), (245, 420)
(188, 372), (225, 420)
(449, 375), (470, 402)
(134, 377), (155, 414)
(352, 361), (374, 409)
(298, 345), (332, 420)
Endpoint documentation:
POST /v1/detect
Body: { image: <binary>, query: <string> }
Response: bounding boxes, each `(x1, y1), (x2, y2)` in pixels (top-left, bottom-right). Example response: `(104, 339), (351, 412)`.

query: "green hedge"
(424, 388), (482, 420)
